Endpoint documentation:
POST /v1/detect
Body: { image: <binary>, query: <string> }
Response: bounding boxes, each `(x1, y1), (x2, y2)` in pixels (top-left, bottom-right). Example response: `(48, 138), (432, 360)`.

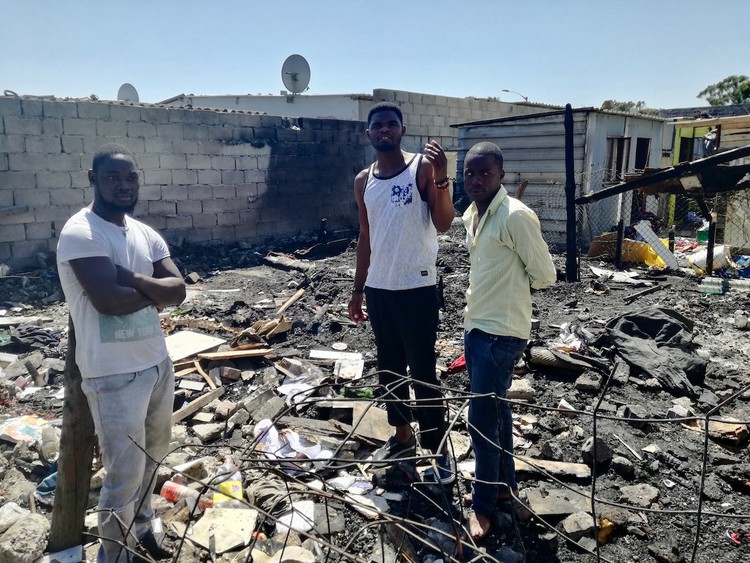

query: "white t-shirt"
(57, 208), (170, 379)
(363, 154), (438, 290)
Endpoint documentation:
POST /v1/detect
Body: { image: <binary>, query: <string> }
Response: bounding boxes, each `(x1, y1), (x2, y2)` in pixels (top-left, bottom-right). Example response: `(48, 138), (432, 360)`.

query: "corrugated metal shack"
(453, 108), (668, 250)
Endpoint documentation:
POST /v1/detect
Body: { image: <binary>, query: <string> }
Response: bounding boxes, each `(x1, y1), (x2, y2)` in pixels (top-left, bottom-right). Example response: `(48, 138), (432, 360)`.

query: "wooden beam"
(515, 456), (591, 479)
(0, 316), (53, 327)
(262, 253), (314, 272)
(275, 288), (305, 317)
(197, 348), (272, 361)
(171, 387), (225, 424)
(194, 360), (217, 390)
(670, 115), (750, 128)
(273, 361), (296, 380)
(624, 283), (671, 304)
(174, 366), (197, 378)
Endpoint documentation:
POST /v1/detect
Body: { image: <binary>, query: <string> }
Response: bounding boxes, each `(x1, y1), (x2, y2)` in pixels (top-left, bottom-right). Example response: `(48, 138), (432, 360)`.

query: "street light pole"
(502, 89), (529, 102)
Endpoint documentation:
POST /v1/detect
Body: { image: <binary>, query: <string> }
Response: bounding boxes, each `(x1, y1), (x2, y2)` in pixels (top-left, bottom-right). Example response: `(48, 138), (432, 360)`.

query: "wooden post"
(48, 318), (96, 552)
(614, 218), (625, 270)
(564, 104), (579, 282)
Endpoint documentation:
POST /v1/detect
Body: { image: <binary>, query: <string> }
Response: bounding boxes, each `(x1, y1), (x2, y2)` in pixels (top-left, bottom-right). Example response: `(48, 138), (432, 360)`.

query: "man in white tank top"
(348, 103), (456, 483)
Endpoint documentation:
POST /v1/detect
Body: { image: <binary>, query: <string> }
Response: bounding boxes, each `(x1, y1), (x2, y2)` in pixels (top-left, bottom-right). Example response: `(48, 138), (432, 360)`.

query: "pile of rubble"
(1, 221), (750, 562)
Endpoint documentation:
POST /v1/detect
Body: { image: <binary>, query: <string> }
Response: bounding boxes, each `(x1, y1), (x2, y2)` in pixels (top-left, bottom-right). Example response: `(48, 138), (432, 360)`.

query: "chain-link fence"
(518, 182), (569, 253)
(570, 154), (750, 278)
(455, 144), (750, 280)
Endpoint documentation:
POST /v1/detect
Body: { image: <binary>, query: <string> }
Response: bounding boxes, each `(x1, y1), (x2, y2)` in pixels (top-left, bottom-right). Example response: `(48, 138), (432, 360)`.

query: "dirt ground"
(2, 218), (750, 563)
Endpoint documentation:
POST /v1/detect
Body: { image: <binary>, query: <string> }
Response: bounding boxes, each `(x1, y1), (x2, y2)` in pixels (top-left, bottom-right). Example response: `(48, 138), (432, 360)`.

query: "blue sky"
(2, 0), (748, 110)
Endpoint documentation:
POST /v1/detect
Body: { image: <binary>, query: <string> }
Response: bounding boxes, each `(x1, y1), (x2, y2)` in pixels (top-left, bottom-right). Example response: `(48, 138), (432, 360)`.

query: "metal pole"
(706, 217), (717, 276)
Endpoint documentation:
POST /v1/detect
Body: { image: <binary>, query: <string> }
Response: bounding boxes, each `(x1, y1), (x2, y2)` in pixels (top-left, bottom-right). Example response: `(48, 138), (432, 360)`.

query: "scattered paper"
(276, 500), (315, 534)
(309, 349), (362, 361)
(334, 358), (365, 380)
(344, 492), (389, 519)
(589, 265), (643, 284)
(0, 414), (49, 444)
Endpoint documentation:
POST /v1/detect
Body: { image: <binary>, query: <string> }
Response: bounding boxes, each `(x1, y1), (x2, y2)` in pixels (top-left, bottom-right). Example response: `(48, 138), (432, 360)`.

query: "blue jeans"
(465, 330), (527, 517)
(81, 356), (174, 563)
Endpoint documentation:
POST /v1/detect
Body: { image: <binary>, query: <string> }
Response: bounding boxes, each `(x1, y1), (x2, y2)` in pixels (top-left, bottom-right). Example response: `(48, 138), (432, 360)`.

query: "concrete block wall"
(366, 89), (551, 152)
(0, 98), (367, 268)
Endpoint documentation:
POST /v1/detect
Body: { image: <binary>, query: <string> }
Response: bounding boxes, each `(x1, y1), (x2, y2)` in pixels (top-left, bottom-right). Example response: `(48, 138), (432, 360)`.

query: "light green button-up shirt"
(462, 186), (556, 339)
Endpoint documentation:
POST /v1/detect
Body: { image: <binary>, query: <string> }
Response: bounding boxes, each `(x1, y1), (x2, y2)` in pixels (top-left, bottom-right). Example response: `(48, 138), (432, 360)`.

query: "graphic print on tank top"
(390, 183), (413, 207)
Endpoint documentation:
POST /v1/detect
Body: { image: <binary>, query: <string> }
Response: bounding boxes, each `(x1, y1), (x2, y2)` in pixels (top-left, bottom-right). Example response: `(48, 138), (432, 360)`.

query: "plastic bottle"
(37, 471), (58, 494)
(210, 458), (243, 504)
(697, 220), (709, 244)
(341, 386), (373, 399)
(698, 278), (728, 294)
(160, 480), (213, 511)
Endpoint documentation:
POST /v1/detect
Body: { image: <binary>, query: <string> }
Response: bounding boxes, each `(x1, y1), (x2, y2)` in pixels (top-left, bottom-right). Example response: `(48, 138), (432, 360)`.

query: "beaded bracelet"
(435, 178), (450, 190)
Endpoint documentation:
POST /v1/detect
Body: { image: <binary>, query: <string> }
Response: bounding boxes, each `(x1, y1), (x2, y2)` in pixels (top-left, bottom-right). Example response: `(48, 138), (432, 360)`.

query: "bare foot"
(468, 512), (491, 540)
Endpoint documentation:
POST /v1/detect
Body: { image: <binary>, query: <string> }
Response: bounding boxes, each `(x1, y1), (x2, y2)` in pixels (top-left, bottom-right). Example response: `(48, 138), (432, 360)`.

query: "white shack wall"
(370, 89), (553, 153)
(457, 112), (588, 249)
(583, 113), (667, 241)
(163, 94), (364, 121)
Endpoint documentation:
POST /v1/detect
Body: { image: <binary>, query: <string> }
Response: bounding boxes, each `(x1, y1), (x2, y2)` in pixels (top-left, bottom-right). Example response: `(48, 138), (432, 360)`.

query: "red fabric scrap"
(447, 354), (466, 374)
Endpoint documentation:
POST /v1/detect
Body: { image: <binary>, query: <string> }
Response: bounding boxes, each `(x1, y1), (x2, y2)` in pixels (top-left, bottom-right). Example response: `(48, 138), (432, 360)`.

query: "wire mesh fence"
(518, 182), (569, 254)
(107, 367), (750, 563)
(551, 165), (750, 278)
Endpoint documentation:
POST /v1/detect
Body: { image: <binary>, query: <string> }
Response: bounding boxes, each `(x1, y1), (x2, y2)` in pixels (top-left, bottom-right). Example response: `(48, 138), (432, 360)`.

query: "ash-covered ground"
(2, 218), (750, 563)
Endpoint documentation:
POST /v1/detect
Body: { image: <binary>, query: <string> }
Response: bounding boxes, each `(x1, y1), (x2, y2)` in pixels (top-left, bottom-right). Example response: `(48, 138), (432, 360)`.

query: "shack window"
(678, 136), (694, 163)
(606, 136), (631, 182)
(634, 138), (650, 170)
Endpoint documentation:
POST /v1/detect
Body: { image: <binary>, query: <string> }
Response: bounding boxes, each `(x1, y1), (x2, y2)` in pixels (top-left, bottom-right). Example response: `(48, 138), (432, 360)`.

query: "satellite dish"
(117, 83), (139, 102)
(281, 55), (310, 95)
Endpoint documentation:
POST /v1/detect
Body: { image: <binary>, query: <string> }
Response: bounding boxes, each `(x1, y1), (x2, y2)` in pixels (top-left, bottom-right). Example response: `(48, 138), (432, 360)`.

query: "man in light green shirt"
(461, 142), (555, 540)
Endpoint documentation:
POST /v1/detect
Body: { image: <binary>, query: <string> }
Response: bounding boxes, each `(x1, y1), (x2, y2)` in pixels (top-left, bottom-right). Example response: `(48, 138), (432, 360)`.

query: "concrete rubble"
(1, 224), (750, 562)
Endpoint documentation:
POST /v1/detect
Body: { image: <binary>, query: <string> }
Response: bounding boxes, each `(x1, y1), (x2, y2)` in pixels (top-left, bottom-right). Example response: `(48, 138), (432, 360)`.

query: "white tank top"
(364, 154), (438, 290)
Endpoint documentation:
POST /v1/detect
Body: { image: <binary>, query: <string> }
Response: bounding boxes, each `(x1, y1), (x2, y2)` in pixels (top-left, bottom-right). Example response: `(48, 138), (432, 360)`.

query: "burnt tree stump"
(48, 318), (96, 552)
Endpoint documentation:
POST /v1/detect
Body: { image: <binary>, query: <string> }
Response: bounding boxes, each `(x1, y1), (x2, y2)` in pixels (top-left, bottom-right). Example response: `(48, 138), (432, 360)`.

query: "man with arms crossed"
(57, 143), (186, 562)
(462, 142), (555, 539)
(348, 102), (456, 483)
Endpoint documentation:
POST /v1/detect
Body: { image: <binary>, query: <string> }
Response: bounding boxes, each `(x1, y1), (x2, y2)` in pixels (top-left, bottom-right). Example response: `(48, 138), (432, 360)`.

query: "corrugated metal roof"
(452, 107), (666, 128)
(659, 104), (750, 120)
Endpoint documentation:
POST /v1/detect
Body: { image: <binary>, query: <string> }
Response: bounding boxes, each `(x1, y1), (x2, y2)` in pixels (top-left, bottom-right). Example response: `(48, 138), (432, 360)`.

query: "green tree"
(697, 75), (750, 105)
